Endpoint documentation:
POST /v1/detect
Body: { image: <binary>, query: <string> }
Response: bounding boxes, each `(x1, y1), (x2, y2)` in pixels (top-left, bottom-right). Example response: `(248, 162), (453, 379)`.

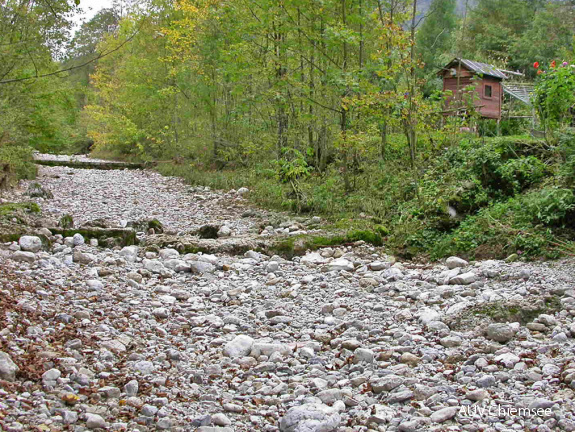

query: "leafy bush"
(496, 156), (547, 194)
(521, 188), (575, 226)
(159, 134), (575, 261)
(425, 188), (575, 260)
(534, 61), (575, 130)
(0, 143), (37, 185)
(558, 127), (575, 185)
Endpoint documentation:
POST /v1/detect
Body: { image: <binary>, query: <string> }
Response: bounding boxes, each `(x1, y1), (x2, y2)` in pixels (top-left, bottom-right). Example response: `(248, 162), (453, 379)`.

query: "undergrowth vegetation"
(159, 131), (575, 260)
(0, 143), (37, 187)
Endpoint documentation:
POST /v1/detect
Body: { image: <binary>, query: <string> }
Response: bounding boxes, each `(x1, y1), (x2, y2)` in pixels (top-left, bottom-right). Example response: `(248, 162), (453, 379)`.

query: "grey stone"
(19, 236), (42, 252)
(0, 352), (19, 381)
(11, 251), (36, 263)
(143, 259), (165, 274)
(430, 406), (459, 423)
(224, 335), (254, 358)
(449, 271), (477, 285)
(72, 233), (85, 246)
(85, 413), (107, 429)
(486, 323), (515, 343)
(328, 258), (354, 272)
(446, 256), (468, 269)
(279, 403), (341, 432)
(190, 261), (216, 274)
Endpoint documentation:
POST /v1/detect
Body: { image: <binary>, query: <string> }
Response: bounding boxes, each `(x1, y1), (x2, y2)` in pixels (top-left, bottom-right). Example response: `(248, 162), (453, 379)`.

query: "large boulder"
(445, 256), (468, 269)
(486, 323), (515, 343)
(0, 351), (19, 381)
(159, 248), (179, 260)
(279, 403), (341, 432)
(190, 261), (215, 274)
(143, 259), (165, 274)
(328, 258), (354, 272)
(73, 250), (96, 264)
(223, 335), (254, 358)
(11, 251), (36, 263)
(449, 271), (477, 285)
(250, 342), (291, 358)
(120, 246), (139, 262)
(19, 235), (42, 253)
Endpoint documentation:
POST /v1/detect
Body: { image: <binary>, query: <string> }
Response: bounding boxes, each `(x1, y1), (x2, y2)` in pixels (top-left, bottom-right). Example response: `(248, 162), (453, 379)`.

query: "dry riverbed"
(1, 158), (575, 432)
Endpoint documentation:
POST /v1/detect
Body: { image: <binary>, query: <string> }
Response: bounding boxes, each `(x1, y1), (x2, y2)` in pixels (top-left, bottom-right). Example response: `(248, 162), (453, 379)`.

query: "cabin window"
(484, 85), (493, 98)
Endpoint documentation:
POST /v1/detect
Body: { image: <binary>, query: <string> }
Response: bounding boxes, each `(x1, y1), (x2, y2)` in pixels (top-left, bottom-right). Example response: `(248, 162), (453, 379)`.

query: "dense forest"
(1, 0), (575, 260)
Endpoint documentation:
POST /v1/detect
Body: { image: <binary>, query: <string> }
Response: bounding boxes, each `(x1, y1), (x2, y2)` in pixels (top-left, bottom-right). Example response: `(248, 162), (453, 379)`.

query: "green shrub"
(521, 188), (575, 227)
(0, 143), (37, 185)
(496, 156), (547, 194)
(558, 127), (575, 185)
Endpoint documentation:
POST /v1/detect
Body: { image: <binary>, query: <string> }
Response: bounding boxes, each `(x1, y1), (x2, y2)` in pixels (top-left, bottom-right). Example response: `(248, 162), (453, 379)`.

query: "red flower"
(533, 62), (540, 69)
(537, 70), (542, 75)
(551, 60), (556, 68)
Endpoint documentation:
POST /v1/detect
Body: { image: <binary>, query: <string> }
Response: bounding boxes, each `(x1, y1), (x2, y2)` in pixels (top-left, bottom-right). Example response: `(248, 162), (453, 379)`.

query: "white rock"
(224, 335), (254, 358)
(72, 233), (85, 246)
(449, 271), (477, 285)
(85, 413), (107, 429)
(237, 187), (249, 195)
(159, 248), (179, 260)
(430, 406), (459, 423)
(42, 368), (61, 384)
(132, 360), (155, 375)
(0, 352), (19, 381)
(190, 261), (215, 274)
(266, 261), (279, 273)
(250, 342), (291, 357)
(217, 226), (232, 237)
(19, 236), (42, 252)
(11, 251), (36, 263)
(352, 348), (374, 364)
(86, 279), (104, 291)
(418, 308), (441, 325)
(212, 413), (232, 426)
(369, 261), (391, 271)
(446, 256), (468, 269)
(542, 363), (560, 376)
(279, 403), (341, 432)
(300, 252), (329, 265)
(495, 353), (520, 368)
(119, 246), (139, 262)
(486, 323), (515, 343)
(143, 259), (165, 274)
(328, 258), (354, 272)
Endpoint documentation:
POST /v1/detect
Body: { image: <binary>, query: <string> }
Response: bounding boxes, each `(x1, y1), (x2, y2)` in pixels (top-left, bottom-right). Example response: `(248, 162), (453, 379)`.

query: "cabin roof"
(502, 83), (534, 105)
(441, 58), (508, 80)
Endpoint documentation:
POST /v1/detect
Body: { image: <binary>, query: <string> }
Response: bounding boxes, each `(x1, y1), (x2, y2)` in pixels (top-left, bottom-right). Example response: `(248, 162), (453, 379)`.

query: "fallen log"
(34, 159), (150, 170)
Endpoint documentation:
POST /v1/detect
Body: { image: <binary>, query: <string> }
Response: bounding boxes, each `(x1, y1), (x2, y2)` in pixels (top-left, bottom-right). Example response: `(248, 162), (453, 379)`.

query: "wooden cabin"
(439, 58), (507, 120)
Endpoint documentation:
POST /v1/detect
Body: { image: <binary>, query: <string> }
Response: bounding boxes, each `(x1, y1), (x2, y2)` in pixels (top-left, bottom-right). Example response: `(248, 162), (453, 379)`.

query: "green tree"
(511, 2), (575, 75)
(416, 0), (457, 73)
(0, 0), (80, 151)
(457, 0), (540, 64)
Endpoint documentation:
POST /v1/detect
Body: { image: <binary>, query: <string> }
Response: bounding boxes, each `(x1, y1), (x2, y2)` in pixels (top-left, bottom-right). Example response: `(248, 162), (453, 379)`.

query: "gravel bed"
(1, 158), (575, 432)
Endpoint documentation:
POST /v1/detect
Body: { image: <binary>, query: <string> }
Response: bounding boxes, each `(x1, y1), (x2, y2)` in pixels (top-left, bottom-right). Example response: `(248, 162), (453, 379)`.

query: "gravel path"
(1, 158), (575, 432)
